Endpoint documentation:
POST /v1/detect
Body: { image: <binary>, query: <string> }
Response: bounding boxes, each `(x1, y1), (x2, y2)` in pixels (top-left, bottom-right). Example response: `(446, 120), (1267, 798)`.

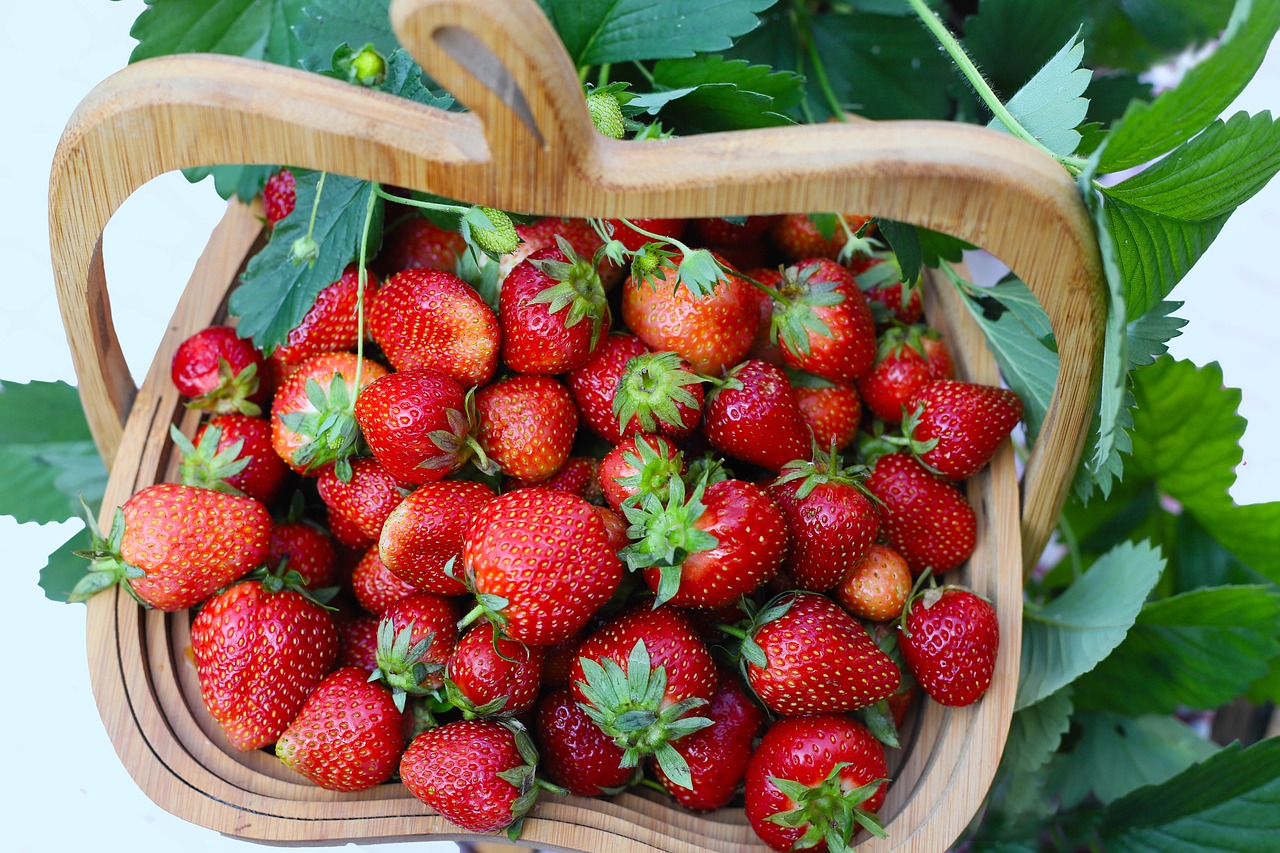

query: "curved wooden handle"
(48, 0), (1103, 573)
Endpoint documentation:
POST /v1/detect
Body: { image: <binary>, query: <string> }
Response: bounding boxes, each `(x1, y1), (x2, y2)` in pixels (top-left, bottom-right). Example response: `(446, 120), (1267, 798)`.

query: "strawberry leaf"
(875, 220), (922, 284)
(181, 165), (277, 202)
(129, 0), (308, 66)
(645, 56), (803, 133)
(38, 526), (95, 604)
(295, 0), (398, 72)
(987, 28), (1091, 157)
(1000, 686), (1073, 778)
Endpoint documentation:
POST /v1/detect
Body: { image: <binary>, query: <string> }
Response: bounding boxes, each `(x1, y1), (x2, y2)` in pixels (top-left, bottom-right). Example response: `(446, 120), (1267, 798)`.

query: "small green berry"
(586, 90), (626, 139)
(350, 45), (386, 87)
(466, 207), (519, 256)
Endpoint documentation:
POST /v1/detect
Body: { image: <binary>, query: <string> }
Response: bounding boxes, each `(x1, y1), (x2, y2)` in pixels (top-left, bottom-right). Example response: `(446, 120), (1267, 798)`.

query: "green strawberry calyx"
(765, 764), (889, 851)
(171, 423), (251, 495)
(528, 235), (610, 350)
(770, 262), (845, 357)
(279, 373), (365, 480)
(67, 501), (147, 607)
(612, 435), (685, 509)
(422, 389), (500, 477)
(369, 617), (444, 712)
(773, 442), (873, 501)
(612, 351), (704, 436)
(618, 476), (718, 607)
(574, 640), (712, 790)
(494, 720), (568, 841)
(187, 356), (262, 417)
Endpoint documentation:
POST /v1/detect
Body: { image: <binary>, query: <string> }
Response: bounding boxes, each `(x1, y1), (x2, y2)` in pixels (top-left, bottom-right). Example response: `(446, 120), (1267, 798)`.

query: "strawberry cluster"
(74, 194), (1018, 850)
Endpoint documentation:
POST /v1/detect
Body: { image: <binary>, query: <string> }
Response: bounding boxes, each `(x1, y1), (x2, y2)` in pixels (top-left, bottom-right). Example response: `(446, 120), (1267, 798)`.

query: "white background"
(2, 2), (1277, 852)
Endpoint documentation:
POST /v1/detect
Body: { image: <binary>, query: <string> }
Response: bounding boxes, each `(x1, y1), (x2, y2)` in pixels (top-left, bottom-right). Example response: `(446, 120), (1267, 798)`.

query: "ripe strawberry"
(604, 217), (687, 252)
(368, 268), (499, 387)
(335, 609), (380, 671)
(463, 488), (622, 645)
(899, 586), (999, 706)
(856, 325), (953, 423)
(500, 242), (610, 374)
(372, 591), (459, 704)
(474, 375), (579, 483)
(766, 448), (880, 592)
(354, 367), (488, 485)
(506, 455), (600, 499)
(610, 350), (706, 443)
(864, 452), (976, 575)
(834, 544), (912, 622)
(650, 667), (766, 810)
(374, 215), (467, 275)
(571, 607), (716, 788)
(622, 254), (759, 375)
(504, 217), (606, 279)
(171, 325), (271, 416)
(853, 255), (923, 326)
(793, 382), (861, 453)
(598, 434), (685, 512)
(400, 719), (554, 835)
(535, 686), (633, 795)
(568, 333), (646, 443)
(595, 504), (630, 552)
(771, 259), (877, 384)
(272, 265), (380, 369)
(704, 360), (812, 472)
(742, 592), (900, 716)
(379, 479), (495, 596)
(270, 352), (388, 476)
(327, 500), (375, 550)
(772, 213), (872, 262)
(174, 414), (289, 506)
(689, 215), (781, 248)
(191, 574), (338, 750)
(623, 477), (787, 608)
(276, 666), (406, 791)
(744, 715), (889, 852)
(900, 380), (1023, 479)
(262, 168), (296, 227)
(446, 621), (545, 717)
(744, 267), (787, 366)
(317, 457), (405, 542)
(267, 520), (336, 589)
(70, 483), (272, 612)
(351, 544), (417, 616)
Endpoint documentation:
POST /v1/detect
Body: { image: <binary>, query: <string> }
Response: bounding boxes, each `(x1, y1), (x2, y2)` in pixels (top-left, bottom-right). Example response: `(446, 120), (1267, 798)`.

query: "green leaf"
(1099, 738), (1280, 852)
(181, 164), (277, 202)
(229, 171), (382, 351)
(1125, 301), (1186, 369)
(1073, 586), (1280, 715)
(646, 56), (802, 133)
(1001, 686), (1074, 777)
(537, 0), (777, 67)
(1016, 540), (1163, 709)
(39, 525), (94, 604)
(376, 48), (455, 109)
(129, 0), (308, 66)
(1085, 0), (1234, 73)
(0, 380), (107, 524)
(1098, 0), (1280, 172)
(1191, 500), (1280, 585)
(1170, 512), (1269, 592)
(1050, 713), (1218, 808)
(964, 0), (1085, 102)
(294, 0), (398, 72)
(875, 220), (921, 284)
(1084, 72), (1153, 127)
(988, 29), (1091, 157)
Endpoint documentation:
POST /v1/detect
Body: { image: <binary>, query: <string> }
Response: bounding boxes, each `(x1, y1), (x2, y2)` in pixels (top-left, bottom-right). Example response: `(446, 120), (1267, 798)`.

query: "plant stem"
(374, 186), (468, 217)
(304, 171), (327, 245)
(352, 184), (379, 399)
(597, 63), (612, 87)
(797, 4), (846, 122)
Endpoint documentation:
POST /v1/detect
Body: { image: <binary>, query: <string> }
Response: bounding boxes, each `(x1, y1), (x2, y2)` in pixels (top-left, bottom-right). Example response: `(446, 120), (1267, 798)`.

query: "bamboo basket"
(48, 0), (1104, 850)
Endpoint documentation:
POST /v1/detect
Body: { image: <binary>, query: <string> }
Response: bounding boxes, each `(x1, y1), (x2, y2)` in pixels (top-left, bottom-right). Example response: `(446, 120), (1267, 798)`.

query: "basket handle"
(48, 0), (1103, 574)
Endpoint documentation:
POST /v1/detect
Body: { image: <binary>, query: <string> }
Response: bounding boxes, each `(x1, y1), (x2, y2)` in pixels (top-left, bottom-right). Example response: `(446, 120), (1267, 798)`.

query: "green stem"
(304, 171), (327, 245)
(798, 7), (845, 121)
(374, 186), (469, 217)
(352, 183), (380, 401)
(631, 61), (656, 85)
(904, 0), (1056, 160)
(1057, 512), (1084, 582)
(597, 63), (612, 87)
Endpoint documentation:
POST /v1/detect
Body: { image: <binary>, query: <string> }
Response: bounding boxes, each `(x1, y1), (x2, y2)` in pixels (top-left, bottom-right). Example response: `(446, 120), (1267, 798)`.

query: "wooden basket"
(48, 0), (1104, 850)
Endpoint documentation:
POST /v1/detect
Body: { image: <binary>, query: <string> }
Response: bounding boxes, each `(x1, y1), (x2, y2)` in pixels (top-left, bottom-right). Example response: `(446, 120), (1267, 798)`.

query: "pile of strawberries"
(73, 176), (1019, 852)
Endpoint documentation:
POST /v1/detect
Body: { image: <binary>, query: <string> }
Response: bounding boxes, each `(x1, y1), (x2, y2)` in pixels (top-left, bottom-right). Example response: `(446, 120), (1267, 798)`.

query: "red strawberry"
(400, 719), (553, 835)
(567, 333), (649, 444)
(704, 360), (812, 472)
(772, 213), (872, 262)
(500, 242), (610, 374)
(276, 666), (406, 791)
(327, 501), (375, 550)
(771, 259), (877, 384)
(506, 455), (600, 500)
(743, 592), (900, 716)
(834, 544), (912, 622)
(571, 607), (717, 788)
(744, 715), (889, 852)
(865, 452), (976, 575)
(610, 350), (706, 444)
(503, 217), (607, 281)
(766, 448), (880, 592)
(267, 520), (336, 589)
(171, 325), (271, 416)
(605, 217), (687, 252)
(379, 479), (495, 595)
(650, 667), (766, 810)
(317, 457), (405, 542)
(854, 255), (924, 326)
(446, 621), (545, 717)
(373, 591), (459, 703)
(354, 367), (488, 485)
(475, 374), (579, 483)
(374, 215), (467, 275)
(598, 433), (685, 512)
(595, 505), (630, 553)
(901, 380), (1023, 479)
(464, 488), (622, 645)
(368, 268), (499, 387)
(191, 574), (338, 750)
(335, 609), (380, 671)
(794, 382), (861, 453)
(535, 686), (633, 795)
(270, 352), (388, 476)
(351, 544), (417, 616)
(856, 326), (954, 423)
(899, 586), (999, 707)
(689, 215), (781, 248)
(174, 414), (289, 506)
(262, 168), (296, 227)
(70, 483), (272, 612)
(744, 267), (787, 366)
(272, 265), (380, 369)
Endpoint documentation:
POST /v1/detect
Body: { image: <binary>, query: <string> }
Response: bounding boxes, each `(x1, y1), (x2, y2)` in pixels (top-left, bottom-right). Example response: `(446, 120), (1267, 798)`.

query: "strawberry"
(605, 217), (687, 252)
(772, 213), (872, 262)
(595, 504), (630, 552)
(335, 609), (380, 671)
(70, 483), (272, 612)
(900, 379), (1023, 479)
(171, 325), (271, 416)
(571, 607), (716, 788)
(649, 667), (766, 811)
(598, 433), (685, 512)
(744, 715), (889, 852)
(317, 457), (405, 542)
(865, 451), (977, 575)
(622, 254), (759, 375)
(271, 264), (380, 369)
(854, 255), (923, 326)
(173, 414), (289, 506)
(379, 479), (495, 596)
(689, 215), (781, 248)
(267, 520), (336, 589)
(351, 544), (417, 616)
(506, 455), (600, 500)
(535, 686), (633, 795)
(793, 382), (861, 453)
(771, 259), (877, 384)
(474, 374), (579, 483)
(374, 215), (467, 275)
(276, 666), (406, 791)
(368, 268), (500, 387)
(704, 360), (812, 472)
(856, 325), (953, 424)
(191, 573), (338, 750)
(622, 477), (787, 608)
(741, 592), (900, 716)
(834, 544), (912, 622)
(354, 367), (489, 485)
(500, 242), (610, 374)
(463, 488), (622, 645)
(372, 591), (459, 705)
(899, 586), (999, 707)
(400, 719), (555, 836)
(744, 267), (787, 366)
(567, 333), (649, 444)
(270, 352), (388, 477)
(262, 168), (296, 227)
(327, 501), (375, 550)
(446, 621), (545, 717)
